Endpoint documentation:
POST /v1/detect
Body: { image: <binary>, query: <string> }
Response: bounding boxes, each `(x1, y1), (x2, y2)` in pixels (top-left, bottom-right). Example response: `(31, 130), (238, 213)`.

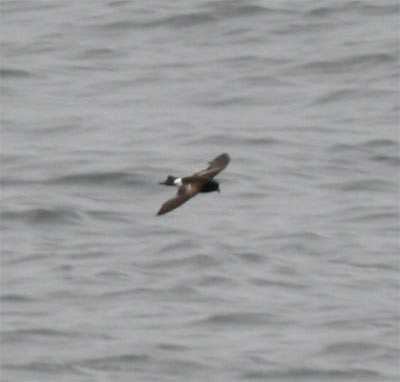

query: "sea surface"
(1, 1), (399, 381)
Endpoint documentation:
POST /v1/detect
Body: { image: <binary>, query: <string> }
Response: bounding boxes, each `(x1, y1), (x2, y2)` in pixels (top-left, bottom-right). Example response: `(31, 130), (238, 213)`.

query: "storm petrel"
(157, 153), (230, 215)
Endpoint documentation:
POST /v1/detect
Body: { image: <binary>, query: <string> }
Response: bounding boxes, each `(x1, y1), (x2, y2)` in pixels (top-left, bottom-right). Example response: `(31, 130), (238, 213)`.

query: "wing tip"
(209, 153), (230, 164)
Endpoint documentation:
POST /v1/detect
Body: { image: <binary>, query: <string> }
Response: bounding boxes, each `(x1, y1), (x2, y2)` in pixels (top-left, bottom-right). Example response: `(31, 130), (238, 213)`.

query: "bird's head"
(159, 175), (176, 186)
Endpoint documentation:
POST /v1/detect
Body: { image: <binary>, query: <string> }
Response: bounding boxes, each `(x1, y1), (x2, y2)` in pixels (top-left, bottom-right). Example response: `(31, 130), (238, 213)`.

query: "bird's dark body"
(181, 176), (219, 193)
(157, 153), (230, 215)
(198, 179), (219, 193)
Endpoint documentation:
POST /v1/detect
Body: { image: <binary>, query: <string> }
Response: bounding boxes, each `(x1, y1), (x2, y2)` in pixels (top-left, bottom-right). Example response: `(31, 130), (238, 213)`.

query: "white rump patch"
(174, 177), (183, 187)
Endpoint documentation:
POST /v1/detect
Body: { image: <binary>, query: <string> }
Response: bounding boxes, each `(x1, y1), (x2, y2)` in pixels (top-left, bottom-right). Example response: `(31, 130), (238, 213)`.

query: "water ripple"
(0, 68), (36, 78)
(1, 207), (81, 225)
(47, 171), (140, 186)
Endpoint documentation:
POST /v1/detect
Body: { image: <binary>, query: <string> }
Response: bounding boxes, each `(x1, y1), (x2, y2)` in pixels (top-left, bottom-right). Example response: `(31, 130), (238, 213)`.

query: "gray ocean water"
(1, 1), (399, 381)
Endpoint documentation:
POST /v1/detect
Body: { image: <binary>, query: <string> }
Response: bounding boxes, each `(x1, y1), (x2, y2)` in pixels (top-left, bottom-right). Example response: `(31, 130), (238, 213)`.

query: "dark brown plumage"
(157, 153), (230, 216)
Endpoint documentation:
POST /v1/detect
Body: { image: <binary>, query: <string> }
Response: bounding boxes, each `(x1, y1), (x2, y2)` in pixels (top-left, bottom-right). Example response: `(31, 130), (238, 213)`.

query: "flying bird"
(157, 153), (230, 216)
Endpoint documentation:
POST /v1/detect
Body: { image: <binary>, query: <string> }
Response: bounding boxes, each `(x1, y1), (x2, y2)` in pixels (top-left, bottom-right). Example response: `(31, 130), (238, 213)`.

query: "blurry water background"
(1, 0), (399, 381)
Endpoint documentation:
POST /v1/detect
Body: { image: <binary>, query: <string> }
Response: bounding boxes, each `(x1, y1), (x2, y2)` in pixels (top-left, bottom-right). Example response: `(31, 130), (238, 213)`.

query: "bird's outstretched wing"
(193, 153), (230, 179)
(157, 183), (201, 215)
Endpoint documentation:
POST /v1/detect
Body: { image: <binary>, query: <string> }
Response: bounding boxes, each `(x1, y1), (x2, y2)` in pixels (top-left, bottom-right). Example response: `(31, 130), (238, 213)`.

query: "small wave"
(306, 6), (338, 17)
(243, 367), (382, 381)
(321, 341), (391, 357)
(157, 343), (188, 352)
(222, 4), (273, 17)
(48, 171), (139, 186)
(0, 293), (36, 302)
(3, 361), (81, 375)
(86, 210), (129, 223)
(196, 275), (237, 287)
(235, 252), (266, 263)
(249, 278), (307, 290)
(363, 139), (400, 149)
(299, 53), (395, 74)
(1, 207), (81, 225)
(307, 2), (400, 17)
(241, 74), (289, 87)
(198, 95), (260, 107)
(99, 12), (216, 31)
(315, 89), (356, 104)
(154, 12), (216, 28)
(75, 47), (121, 60)
(329, 139), (400, 167)
(81, 354), (150, 371)
(4, 354), (151, 376)
(186, 133), (281, 147)
(335, 179), (394, 192)
(0, 68), (36, 78)
(156, 239), (204, 254)
(94, 20), (140, 31)
(148, 253), (219, 269)
(269, 231), (325, 242)
(199, 312), (281, 326)
(331, 139), (399, 152)
(371, 155), (400, 166)
(339, 209), (399, 224)
(207, 3), (286, 19)
(2, 328), (75, 340)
